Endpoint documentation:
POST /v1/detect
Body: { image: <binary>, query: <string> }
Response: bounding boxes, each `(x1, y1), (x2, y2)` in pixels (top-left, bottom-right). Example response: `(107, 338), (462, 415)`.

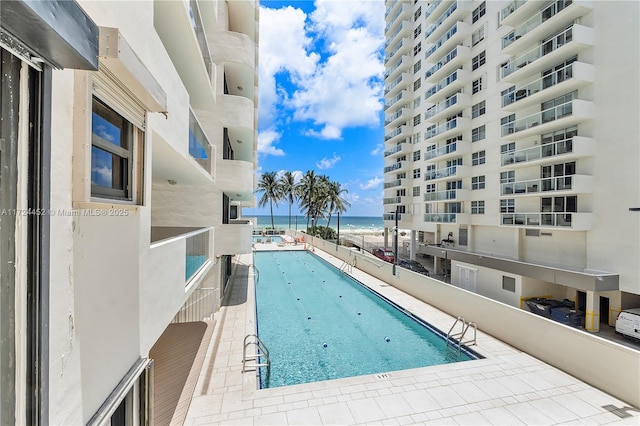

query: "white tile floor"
(184, 249), (640, 425)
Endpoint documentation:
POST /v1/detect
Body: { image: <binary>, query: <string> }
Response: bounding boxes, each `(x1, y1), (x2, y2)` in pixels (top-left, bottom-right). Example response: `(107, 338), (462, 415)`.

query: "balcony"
(500, 0), (543, 28)
(501, 174), (594, 196)
(384, 179), (402, 189)
(500, 25), (595, 82)
(383, 196), (403, 205)
(384, 72), (411, 97)
(209, 31), (255, 97)
(384, 90), (410, 112)
(384, 125), (410, 143)
(425, 92), (470, 122)
(502, 0), (594, 54)
(385, 107), (411, 127)
(216, 220), (253, 255)
(424, 141), (467, 162)
(424, 213), (469, 224)
(502, 62), (594, 110)
(501, 212), (593, 230)
(384, 161), (408, 174)
(188, 110), (214, 176)
(384, 37), (411, 65)
(425, 45), (471, 83)
(425, 117), (471, 141)
(385, 3), (412, 35)
(424, 189), (469, 202)
(424, 1), (473, 44)
(216, 158), (253, 196)
(385, 20), (411, 49)
(383, 142), (407, 158)
(384, 55), (411, 81)
(501, 136), (595, 167)
(501, 99), (594, 139)
(425, 21), (471, 62)
(425, 0), (452, 24)
(425, 165), (469, 181)
(385, 0), (402, 20)
(425, 69), (469, 103)
(150, 227), (213, 285)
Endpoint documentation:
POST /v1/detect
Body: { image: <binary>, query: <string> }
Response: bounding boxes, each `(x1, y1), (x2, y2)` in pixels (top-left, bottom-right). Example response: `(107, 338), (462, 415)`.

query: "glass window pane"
(91, 146), (126, 190)
(92, 100), (125, 148)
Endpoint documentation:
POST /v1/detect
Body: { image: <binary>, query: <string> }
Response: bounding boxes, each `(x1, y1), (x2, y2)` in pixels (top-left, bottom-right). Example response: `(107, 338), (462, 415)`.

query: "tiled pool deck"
(184, 247), (639, 425)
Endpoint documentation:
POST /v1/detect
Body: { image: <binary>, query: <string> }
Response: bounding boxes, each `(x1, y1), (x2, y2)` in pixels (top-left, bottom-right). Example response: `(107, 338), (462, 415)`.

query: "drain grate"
(375, 373), (392, 379)
(602, 405), (632, 419)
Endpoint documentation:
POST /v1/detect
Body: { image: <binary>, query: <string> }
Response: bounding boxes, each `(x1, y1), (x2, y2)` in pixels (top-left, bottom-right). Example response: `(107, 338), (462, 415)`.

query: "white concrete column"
(585, 291), (600, 332)
(410, 230), (416, 261)
(383, 228), (389, 248)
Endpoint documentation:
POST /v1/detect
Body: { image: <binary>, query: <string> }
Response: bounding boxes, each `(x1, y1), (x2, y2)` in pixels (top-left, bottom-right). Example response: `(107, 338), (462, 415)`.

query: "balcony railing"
(425, 70), (459, 99)
(424, 189), (458, 201)
(502, 0), (574, 49)
(384, 162), (404, 173)
(384, 38), (408, 63)
(500, 0), (526, 23)
(501, 212), (576, 228)
(425, 46), (460, 78)
(383, 196), (402, 204)
(425, 2), (459, 40)
(383, 213), (400, 221)
(172, 287), (217, 323)
(384, 90), (406, 111)
(501, 100), (575, 136)
(425, 94), (459, 119)
(385, 3), (410, 33)
(385, 126), (405, 141)
(502, 62), (575, 107)
(385, 20), (409, 48)
(425, 119), (459, 140)
(424, 0), (443, 20)
(424, 213), (458, 223)
(425, 22), (458, 59)
(384, 55), (408, 78)
(189, 110), (212, 173)
(385, 107), (408, 125)
(384, 179), (402, 189)
(501, 26), (574, 78)
(425, 142), (457, 160)
(189, 0), (213, 79)
(384, 73), (407, 95)
(384, 143), (404, 157)
(425, 165), (458, 180)
(185, 228), (210, 282)
(501, 137), (574, 166)
(501, 175), (576, 196)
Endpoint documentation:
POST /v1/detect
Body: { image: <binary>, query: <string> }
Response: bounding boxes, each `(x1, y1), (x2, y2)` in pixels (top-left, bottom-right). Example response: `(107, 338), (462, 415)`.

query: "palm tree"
(279, 171), (298, 230)
(296, 170), (318, 231)
(255, 171), (283, 230)
(324, 180), (351, 238)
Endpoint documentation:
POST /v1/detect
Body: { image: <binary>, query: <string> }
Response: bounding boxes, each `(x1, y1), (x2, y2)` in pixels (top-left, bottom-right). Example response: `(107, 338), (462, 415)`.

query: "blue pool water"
(254, 251), (477, 388)
(253, 235), (282, 243)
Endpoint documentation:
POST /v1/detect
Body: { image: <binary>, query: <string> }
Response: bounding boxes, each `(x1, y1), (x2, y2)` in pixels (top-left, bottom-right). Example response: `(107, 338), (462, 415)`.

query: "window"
(471, 125), (485, 142)
(91, 97), (143, 201)
(414, 6), (422, 21)
(413, 78), (422, 91)
(472, 175), (485, 190)
(425, 183), (435, 192)
(501, 113), (516, 135)
(414, 60), (422, 73)
(414, 42), (422, 56)
(412, 132), (421, 144)
(472, 77), (483, 94)
(471, 200), (485, 214)
(397, 188), (406, 197)
(500, 199), (515, 213)
(413, 114), (421, 126)
(397, 172), (407, 179)
(414, 25), (422, 39)
(413, 97), (421, 108)
(472, 51), (486, 70)
(501, 142), (516, 154)
(541, 196), (577, 212)
(447, 180), (462, 190)
(413, 168), (421, 179)
(472, 150), (486, 166)
(502, 276), (516, 292)
(472, 100), (486, 118)
(413, 186), (421, 197)
(413, 150), (421, 161)
(472, 1), (486, 23)
(472, 25), (485, 46)
(500, 170), (515, 183)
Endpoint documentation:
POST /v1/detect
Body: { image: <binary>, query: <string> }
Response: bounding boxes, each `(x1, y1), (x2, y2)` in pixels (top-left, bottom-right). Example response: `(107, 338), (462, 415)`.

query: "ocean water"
(253, 215), (384, 232)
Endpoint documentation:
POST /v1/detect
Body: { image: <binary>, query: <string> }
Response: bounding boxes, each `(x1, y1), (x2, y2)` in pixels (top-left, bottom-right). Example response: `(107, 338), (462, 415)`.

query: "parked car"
(615, 308), (640, 341)
(372, 248), (395, 263)
(398, 259), (430, 276)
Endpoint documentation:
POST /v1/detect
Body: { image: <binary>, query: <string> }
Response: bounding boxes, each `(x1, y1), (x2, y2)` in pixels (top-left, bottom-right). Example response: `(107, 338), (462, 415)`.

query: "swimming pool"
(254, 251), (478, 388)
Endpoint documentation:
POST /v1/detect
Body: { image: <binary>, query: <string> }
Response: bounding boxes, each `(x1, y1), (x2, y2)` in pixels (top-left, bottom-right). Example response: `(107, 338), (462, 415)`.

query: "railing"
(383, 196), (402, 204)
(425, 142), (457, 160)
(501, 100), (574, 136)
(501, 212), (575, 227)
(425, 22), (458, 58)
(426, 119), (459, 140)
(384, 91), (406, 111)
(384, 38), (407, 63)
(385, 126), (405, 141)
(172, 287), (217, 323)
(385, 3), (409, 33)
(425, 165), (458, 180)
(384, 179), (402, 189)
(384, 162), (404, 173)
(385, 107), (407, 125)
(384, 143), (404, 157)
(425, 70), (459, 99)
(384, 73), (406, 94)
(424, 0), (443, 20)
(502, 0), (574, 49)
(383, 213), (400, 221)
(189, 0), (213, 78)
(425, 2), (459, 40)
(501, 26), (574, 78)
(424, 189), (458, 201)
(189, 110), (212, 173)
(424, 213), (458, 223)
(385, 21), (409, 48)
(502, 62), (574, 107)
(501, 175), (574, 196)
(425, 94), (458, 119)
(500, 0), (526, 23)
(384, 56), (406, 78)
(425, 46), (459, 78)
(186, 228), (210, 282)
(501, 137), (574, 165)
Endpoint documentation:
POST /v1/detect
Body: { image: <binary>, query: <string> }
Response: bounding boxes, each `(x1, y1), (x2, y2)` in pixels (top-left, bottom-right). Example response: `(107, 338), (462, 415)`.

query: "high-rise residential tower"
(383, 0), (639, 332)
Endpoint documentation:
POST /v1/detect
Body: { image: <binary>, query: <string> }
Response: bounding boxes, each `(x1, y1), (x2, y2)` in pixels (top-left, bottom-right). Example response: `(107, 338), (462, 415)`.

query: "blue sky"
(248, 0), (386, 217)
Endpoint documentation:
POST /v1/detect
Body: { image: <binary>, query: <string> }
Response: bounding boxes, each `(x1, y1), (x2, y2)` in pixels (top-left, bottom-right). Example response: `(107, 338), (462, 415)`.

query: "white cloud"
(276, 169), (303, 183)
(359, 177), (383, 190)
(345, 192), (360, 203)
(370, 143), (383, 156)
(316, 153), (341, 169)
(259, 1), (385, 140)
(257, 129), (285, 156)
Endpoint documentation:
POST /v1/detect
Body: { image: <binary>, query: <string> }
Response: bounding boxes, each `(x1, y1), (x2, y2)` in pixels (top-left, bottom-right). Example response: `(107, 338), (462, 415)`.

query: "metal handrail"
(446, 317), (477, 353)
(242, 334), (270, 374)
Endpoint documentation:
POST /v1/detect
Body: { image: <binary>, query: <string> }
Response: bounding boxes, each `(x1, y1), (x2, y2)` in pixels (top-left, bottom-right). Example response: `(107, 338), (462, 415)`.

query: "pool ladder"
(242, 334), (271, 375)
(446, 317), (477, 353)
(251, 264), (259, 284)
(339, 258), (356, 274)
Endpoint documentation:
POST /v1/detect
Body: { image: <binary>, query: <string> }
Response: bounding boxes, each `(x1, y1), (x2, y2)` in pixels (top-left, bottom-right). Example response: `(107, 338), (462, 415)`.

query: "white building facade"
(0, 0), (258, 424)
(383, 0), (639, 333)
